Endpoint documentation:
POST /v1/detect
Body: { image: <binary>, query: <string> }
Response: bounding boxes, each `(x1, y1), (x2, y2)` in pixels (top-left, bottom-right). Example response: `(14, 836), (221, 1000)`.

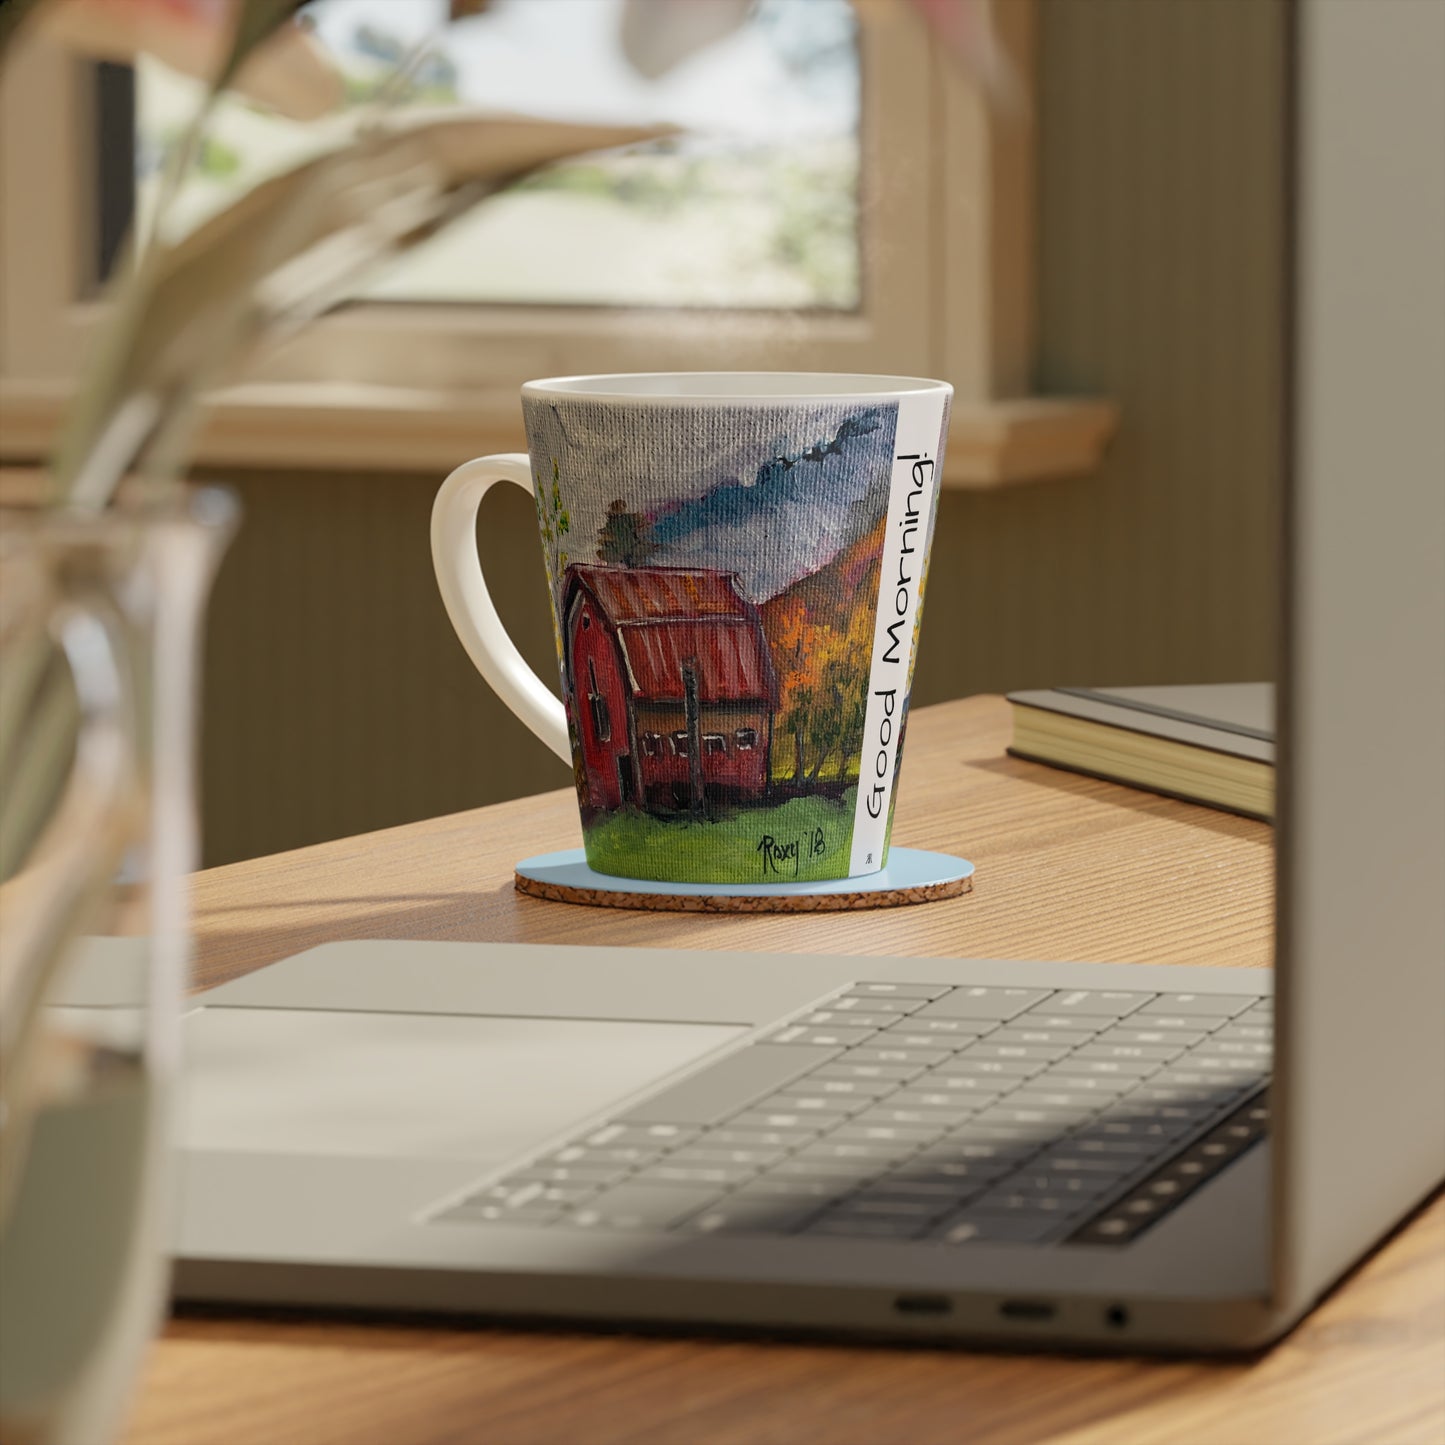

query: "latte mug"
(432, 373), (951, 886)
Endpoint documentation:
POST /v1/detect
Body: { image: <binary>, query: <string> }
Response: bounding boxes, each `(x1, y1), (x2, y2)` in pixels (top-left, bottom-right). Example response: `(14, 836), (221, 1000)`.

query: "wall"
(912, 0), (1285, 706)
(196, 0), (1286, 866)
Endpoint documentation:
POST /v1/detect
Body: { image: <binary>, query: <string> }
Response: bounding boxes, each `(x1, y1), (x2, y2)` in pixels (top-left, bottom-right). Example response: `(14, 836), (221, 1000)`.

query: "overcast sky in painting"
(523, 399), (899, 602)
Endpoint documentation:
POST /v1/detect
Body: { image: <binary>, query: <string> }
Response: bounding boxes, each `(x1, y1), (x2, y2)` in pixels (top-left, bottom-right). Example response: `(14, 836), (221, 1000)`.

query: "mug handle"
(430, 454), (571, 762)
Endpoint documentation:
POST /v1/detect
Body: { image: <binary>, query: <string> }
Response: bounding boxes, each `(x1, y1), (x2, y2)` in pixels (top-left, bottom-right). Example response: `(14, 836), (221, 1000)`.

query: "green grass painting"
(584, 790), (861, 885)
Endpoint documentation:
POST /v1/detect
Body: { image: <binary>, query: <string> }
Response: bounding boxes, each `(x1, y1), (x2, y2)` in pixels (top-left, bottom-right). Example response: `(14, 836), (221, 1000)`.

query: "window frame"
(0, 0), (1115, 487)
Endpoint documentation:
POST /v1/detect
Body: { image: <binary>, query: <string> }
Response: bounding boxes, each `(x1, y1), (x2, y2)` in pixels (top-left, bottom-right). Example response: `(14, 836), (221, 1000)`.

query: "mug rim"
(521, 372), (952, 404)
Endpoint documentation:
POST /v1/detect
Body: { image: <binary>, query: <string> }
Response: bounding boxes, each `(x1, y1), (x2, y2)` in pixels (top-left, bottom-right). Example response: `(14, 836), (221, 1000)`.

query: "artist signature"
(756, 826), (828, 878)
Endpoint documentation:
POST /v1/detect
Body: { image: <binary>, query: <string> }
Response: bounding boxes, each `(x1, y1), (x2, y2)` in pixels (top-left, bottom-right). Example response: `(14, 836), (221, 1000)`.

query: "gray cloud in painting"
(522, 397), (899, 601)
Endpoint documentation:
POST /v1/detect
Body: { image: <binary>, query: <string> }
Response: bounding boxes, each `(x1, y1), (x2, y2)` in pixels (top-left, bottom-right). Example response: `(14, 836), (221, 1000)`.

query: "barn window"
(735, 728), (758, 751)
(581, 613), (592, 631)
(703, 734), (727, 756)
(586, 659), (611, 742)
(641, 732), (663, 757)
(670, 732), (690, 757)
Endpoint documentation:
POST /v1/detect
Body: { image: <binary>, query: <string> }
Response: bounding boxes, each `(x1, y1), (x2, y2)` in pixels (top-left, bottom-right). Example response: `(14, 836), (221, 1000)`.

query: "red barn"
(561, 563), (778, 814)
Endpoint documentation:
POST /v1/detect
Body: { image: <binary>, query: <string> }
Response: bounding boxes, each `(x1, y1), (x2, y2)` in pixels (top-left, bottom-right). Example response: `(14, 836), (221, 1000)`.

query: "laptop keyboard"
(430, 983), (1271, 1246)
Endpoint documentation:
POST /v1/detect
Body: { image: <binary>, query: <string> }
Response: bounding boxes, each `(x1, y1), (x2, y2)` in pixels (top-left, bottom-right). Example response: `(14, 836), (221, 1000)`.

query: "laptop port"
(893, 1294), (953, 1316)
(998, 1300), (1056, 1322)
(1106, 1304), (1130, 1329)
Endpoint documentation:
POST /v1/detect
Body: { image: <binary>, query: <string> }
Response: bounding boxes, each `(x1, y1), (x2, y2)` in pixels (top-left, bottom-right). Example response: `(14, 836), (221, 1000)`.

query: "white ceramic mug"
(433, 372), (951, 885)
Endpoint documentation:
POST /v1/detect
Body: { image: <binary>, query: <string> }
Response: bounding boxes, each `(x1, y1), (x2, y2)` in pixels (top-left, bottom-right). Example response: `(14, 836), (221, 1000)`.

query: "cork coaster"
(513, 848), (974, 914)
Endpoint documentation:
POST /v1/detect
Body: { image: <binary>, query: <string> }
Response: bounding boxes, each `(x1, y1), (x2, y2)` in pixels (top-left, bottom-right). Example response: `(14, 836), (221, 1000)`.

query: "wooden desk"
(125, 697), (1444, 1445)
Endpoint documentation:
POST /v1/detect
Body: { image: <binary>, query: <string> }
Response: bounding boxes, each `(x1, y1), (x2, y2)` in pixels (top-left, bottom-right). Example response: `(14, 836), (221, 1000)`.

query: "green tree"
(596, 499), (655, 566)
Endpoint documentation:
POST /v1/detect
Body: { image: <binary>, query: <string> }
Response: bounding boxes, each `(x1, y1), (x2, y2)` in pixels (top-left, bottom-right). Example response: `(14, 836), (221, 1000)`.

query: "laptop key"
(1115, 1013), (1228, 1032)
(1080, 1114), (1196, 1141)
(1024, 991), (1153, 1020)
(1036, 1153), (1138, 1177)
(756, 1091), (870, 1115)
(1005, 1172), (1120, 1197)
(862, 1172), (999, 1197)
(881, 1018), (995, 1041)
(1099, 1027), (1207, 1048)
(476, 1178), (601, 1207)
(440, 1198), (566, 1226)
(802, 1010), (905, 1030)
(733, 1176), (843, 1200)
(833, 1122), (943, 1146)
(969, 1191), (1091, 1217)
(804, 1214), (928, 1239)
(932, 1213), (1060, 1245)
(765, 1025), (877, 1048)
(957, 1042), (1072, 1063)
(1006, 1090), (1109, 1114)
(1046, 1057), (1159, 1078)
(847, 1046), (950, 1068)
(795, 1139), (916, 1164)
(634, 1163), (755, 1187)
(825, 1196), (949, 1223)
(1070, 1043), (1183, 1062)
(804, 1076), (899, 1099)
(987, 1027), (1096, 1048)
(850, 982), (952, 1000)
(499, 1161), (631, 1186)
(811, 1061), (921, 1082)
(766, 1157), (884, 1183)
(1028, 1071), (1133, 1094)
(728, 1109), (839, 1132)
(915, 988), (1052, 1022)
(545, 1143), (668, 1168)
(1138, 994), (1256, 1018)
(705, 1127), (816, 1149)
(830, 996), (919, 1015)
(568, 1184), (721, 1230)
(1199, 1046), (1271, 1067)
(665, 1145), (787, 1168)
(682, 1196), (824, 1235)
(582, 1123), (697, 1149)
(930, 1056), (1042, 1078)
(1058, 1135), (1165, 1157)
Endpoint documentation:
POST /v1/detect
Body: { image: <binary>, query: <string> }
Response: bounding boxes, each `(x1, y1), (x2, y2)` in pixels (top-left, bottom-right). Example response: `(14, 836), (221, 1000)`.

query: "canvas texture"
(521, 393), (946, 884)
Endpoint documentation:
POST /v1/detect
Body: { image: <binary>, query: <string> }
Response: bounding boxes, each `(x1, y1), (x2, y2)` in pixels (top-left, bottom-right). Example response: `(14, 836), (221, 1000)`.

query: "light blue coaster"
(514, 847), (974, 912)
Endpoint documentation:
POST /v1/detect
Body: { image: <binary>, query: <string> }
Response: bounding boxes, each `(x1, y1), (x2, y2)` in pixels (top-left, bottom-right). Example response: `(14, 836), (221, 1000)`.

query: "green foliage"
(767, 152), (859, 310)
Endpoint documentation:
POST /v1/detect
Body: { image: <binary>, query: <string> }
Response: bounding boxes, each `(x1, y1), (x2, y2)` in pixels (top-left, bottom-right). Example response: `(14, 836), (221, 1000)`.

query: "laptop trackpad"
(181, 1008), (744, 1168)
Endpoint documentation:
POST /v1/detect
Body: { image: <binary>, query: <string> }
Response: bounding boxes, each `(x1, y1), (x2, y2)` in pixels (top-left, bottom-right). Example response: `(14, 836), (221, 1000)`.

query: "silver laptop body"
(68, 0), (1445, 1352)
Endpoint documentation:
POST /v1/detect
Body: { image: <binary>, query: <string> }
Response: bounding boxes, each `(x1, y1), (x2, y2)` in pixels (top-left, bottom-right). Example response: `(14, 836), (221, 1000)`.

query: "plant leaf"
(52, 110), (672, 507)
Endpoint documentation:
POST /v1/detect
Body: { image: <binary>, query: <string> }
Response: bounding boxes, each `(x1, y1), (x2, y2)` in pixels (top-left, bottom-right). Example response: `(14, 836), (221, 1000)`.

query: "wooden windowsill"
(0, 380), (1116, 489)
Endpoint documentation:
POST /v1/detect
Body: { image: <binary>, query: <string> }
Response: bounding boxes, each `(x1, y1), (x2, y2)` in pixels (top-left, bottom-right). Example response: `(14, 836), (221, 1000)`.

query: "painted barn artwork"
(562, 564), (777, 815)
(523, 395), (930, 883)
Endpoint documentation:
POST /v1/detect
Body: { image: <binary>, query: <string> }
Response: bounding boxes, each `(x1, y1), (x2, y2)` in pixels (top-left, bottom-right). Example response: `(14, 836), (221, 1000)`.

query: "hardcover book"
(1006, 683), (1275, 820)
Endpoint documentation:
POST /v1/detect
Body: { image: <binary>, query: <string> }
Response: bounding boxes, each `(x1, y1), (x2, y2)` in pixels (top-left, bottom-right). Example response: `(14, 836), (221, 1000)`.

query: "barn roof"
(563, 564), (778, 706)
(566, 564), (751, 622)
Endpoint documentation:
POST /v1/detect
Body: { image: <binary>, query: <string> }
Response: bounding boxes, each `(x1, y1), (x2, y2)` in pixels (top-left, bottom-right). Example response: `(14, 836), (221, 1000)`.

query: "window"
(669, 731), (690, 757)
(641, 732), (663, 757)
(585, 659), (611, 742)
(134, 0), (861, 313)
(0, 2), (1116, 484)
(734, 727), (758, 751)
(703, 733), (727, 756)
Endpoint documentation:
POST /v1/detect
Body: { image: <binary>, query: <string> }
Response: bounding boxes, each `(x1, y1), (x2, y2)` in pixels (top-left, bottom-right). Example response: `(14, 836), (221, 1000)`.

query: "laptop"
(64, 0), (1445, 1351)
